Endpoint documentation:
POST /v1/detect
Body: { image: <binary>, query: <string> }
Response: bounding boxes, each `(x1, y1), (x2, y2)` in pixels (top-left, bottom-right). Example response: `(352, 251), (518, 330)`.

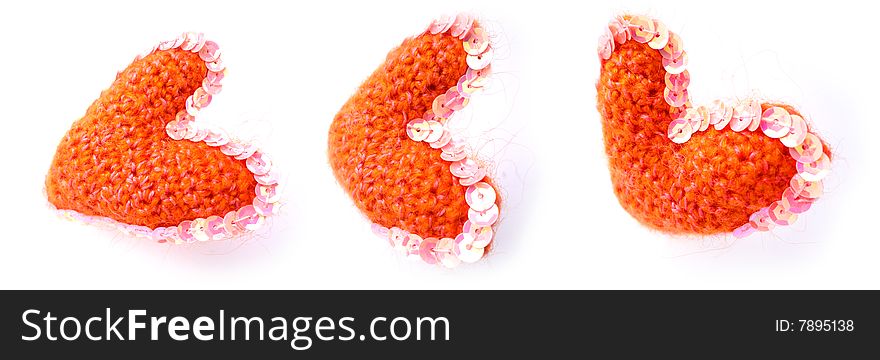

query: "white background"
(0, 0), (876, 289)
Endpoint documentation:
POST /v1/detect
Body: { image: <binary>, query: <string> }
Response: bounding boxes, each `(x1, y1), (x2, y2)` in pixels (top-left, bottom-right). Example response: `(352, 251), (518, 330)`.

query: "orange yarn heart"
(596, 15), (832, 236)
(45, 34), (273, 242)
(328, 14), (501, 267)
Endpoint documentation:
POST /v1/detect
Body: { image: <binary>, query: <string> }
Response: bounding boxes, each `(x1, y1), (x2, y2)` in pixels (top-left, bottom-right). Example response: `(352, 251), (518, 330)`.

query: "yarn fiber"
(46, 48), (257, 228)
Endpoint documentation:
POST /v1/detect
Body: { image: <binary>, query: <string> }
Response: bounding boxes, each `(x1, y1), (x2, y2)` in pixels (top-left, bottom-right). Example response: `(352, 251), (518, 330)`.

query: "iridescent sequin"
(661, 52), (688, 74)
(667, 118), (693, 144)
(177, 220), (196, 243)
(429, 14), (454, 35)
(463, 27), (490, 55)
(664, 88), (689, 108)
(659, 32), (684, 60)
(789, 133), (824, 163)
(406, 119), (431, 141)
(730, 101), (759, 132)
(199, 40), (221, 62)
(708, 100), (733, 129)
(205, 215), (226, 241)
(432, 95), (454, 118)
(443, 88), (469, 111)
(246, 152), (273, 175)
(234, 143), (258, 161)
(790, 174), (823, 199)
(255, 183), (280, 203)
(682, 107), (709, 132)
(220, 140), (245, 156)
(780, 114), (808, 148)
(192, 87), (212, 109)
(454, 233), (484, 263)
(468, 204), (499, 227)
(254, 170), (280, 186)
(733, 223), (756, 238)
(235, 205), (264, 231)
(204, 128), (230, 147)
(418, 237), (439, 265)
(440, 149), (468, 162)
(465, 182), (496, 211)
(781, 188), (813, 214)
(450, 159), (480, 178)
(760, 107), (792, 138)
(429, 129), (452, 149)
(768, 201), (797, 225)
(628, 16), (656, 43)
(608, 19), (629, 44)
(471, 226), (494, 248)
(748, 207), (775, 231)
(206, 58), (225, 72)
(165, 120), (187, 140)
(180, 32), (200, 51)
(598, 31), (615, 60)
(648, 20), (670, 49)
(449, 13), (474, 38)
(224, 210), (243, 235)
(203, 70), (224, 95)
(665, 70), (690, 91)
(188, 218), (210, 242)
(458, 168), (487, 186)
(466, 47), (493, 70)
(423, 120), (445, 143)
(796, 153), (831, 181)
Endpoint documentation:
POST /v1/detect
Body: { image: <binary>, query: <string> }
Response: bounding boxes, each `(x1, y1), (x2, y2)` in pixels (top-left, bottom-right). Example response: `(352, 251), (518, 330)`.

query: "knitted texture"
(597, 40), (829, 235)
(46, 48), (257, 228)
(328, 31), (500, 239)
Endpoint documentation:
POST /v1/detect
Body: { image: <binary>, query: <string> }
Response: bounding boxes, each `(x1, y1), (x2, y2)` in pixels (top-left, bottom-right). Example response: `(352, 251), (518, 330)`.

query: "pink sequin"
(449, 13), (474, 38)
(789, 133), (824, 163)
(463, 27), (490, 55)
(648, 20), (670, 50)
(468, 204), (499, 227)
(608, 19), (629, 44)
(419, 237), (440, 265)
(664, 88), (688, 108)
(235, 205), (264, 231)
(246, 152), (273, 175)
(628, 16), (655, 43)
(733, 223), (756, 238)
(780, 114), (808, 148)
(748, 207), (775, 231)
(199, 40), (221, 62)
(659, 32), (684, 60)
(781, 188), (813, 214)
(598, 30), (615, 60)
(466, 47), (493, 70)
(665, 70), (690, 91)
(450, 158), (480, 178)
(662, 52), (688, 75)
(255, 183), (280, 203)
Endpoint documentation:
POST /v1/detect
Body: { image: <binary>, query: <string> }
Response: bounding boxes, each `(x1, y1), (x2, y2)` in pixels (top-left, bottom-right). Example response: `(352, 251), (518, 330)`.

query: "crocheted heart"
(328, 14), (501, 267)
(596, 15), (831, 237)
(46, 33), (280, 243)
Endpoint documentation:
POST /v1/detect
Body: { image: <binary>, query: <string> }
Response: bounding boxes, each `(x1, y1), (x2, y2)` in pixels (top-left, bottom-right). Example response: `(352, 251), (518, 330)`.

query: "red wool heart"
(596, 15), (831, 237)
(328, 14), (501, 267)
(46, 33), (280, 243)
